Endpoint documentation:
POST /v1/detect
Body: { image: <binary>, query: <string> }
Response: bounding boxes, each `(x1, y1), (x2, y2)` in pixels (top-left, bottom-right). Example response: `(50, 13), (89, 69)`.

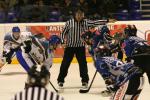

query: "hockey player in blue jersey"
(81, 25), (142, 99)
(81, 25), (113, 57)
(111, 25), (150, 100)
(108, 25), (150, 100)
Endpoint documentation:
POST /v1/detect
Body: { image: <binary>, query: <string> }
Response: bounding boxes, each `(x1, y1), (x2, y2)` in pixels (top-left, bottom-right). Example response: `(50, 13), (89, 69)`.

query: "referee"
(57, 7), (115, 90)
(11, 66), (64, 100)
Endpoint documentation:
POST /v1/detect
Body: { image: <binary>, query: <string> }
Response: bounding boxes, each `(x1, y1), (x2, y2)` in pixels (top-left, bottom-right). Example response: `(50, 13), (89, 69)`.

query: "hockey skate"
(100, 89), (113, 97)
(81, 82), (88, 90)
(58, 82), (64, 93)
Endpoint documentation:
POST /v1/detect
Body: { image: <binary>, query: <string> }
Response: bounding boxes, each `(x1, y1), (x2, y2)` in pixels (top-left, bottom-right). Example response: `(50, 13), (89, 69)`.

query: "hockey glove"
(6, 57), (12, 64)
(105, 78), (114, 85)
(3, 50), (13, 64)
(125, 57), (132, 63)
(24, 40), (32, 53)
(106, 84), (118, 93)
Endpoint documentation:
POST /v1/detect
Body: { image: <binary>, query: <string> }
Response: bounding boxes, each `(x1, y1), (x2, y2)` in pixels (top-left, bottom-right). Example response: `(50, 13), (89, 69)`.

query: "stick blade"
(79, 89), (89, 93)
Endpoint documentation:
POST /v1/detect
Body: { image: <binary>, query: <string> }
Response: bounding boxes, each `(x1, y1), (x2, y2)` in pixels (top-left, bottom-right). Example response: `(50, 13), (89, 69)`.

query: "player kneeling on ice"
(11, 65), (64, 100)
(81, 27), (142, 99)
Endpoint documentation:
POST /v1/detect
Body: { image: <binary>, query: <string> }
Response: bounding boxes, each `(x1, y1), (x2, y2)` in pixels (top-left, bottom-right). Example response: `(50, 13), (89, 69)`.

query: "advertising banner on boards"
(0, 21), (150, 58)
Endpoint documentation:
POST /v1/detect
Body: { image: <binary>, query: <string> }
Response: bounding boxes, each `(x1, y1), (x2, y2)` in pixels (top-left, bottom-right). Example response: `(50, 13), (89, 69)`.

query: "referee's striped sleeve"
(87, 19), (108, 26)
(61, 21), (69, 44)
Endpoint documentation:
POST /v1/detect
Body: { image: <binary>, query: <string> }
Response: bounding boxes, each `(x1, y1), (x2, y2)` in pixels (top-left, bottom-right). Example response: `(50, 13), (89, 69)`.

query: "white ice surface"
(0, 63), (150, 100)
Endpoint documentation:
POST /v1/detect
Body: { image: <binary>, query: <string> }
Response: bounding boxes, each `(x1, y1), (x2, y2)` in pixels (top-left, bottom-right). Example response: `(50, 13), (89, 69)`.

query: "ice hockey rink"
(0, 63), (150, 100)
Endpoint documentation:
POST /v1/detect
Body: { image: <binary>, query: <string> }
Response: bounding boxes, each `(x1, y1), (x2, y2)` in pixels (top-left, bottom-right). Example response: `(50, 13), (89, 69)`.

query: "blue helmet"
(12, 26), (20, 32)
(49, 35), (61, 45)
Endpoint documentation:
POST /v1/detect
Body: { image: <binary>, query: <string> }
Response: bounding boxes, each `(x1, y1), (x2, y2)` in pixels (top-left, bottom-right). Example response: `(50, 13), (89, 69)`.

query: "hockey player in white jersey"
(1, 26), (45, 72)
(28, 33), (61, 70)
(1, 26), (61, 72)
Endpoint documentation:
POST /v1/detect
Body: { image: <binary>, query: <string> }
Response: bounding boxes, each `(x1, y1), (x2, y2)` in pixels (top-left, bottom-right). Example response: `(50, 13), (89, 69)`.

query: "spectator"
(61, 0), (75, 21)
(48, 0), (62, 22)
(87, 0), (102, 18)
(0, 1), (7, 23)
(76, 0), (89, 15)
(19, 1), (49, 22)
(43, 0), (52, 5)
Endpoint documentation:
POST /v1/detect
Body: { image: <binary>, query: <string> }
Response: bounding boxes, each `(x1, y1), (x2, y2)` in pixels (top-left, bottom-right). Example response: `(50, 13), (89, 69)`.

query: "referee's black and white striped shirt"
(11, 87), (64, 100)
(61, 18), (108, 47)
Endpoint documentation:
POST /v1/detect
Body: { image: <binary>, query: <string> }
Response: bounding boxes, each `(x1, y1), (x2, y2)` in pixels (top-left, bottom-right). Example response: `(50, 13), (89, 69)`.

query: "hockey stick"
(79, 70), (98, 93)
(0, 53), (16, 72)
(49, 80), (58, 93)
(28, 52), (58, 93)
(0, 62), (8, 72)
(29, 53), (58, 93)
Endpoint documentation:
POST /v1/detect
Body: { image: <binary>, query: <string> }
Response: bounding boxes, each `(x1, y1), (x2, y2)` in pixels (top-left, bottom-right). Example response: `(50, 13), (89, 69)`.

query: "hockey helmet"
(95, 41), (111, 57)
(12, 26), (20, 32)
(101, 25), (110, 35)
(49, 35), (61, 44)
(124, 25), (137, 37)
(27, 65), (50, 87)
(49, 35), (61, 49)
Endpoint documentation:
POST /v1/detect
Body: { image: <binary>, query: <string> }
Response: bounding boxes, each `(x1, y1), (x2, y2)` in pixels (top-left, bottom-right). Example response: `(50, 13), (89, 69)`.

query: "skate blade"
(100, 91), (112, 97)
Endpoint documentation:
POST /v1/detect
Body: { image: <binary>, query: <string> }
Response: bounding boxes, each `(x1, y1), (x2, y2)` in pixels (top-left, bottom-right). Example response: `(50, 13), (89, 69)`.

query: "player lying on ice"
(81, 25), (143, 100)
(0, 26), (61, 76)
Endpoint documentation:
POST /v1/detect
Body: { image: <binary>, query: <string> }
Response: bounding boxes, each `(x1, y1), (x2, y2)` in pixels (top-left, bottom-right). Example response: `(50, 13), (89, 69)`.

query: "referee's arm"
(87, 19), (108, 26)
(87, 19), (116, 26)
(61, 21), (69, 44)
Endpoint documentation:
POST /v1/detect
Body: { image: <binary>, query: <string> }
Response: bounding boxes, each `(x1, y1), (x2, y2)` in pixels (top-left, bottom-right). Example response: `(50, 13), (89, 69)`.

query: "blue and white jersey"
(3, 32), (33, 53)
(123, 36), (149, 57)
(30, 38), (53, 69)
(95, 57), (125, 78)
(95, 56), (141, 87)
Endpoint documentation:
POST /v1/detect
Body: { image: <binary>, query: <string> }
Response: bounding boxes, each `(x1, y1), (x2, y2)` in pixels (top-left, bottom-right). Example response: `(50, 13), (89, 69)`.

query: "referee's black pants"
(57, 47), (89, 83)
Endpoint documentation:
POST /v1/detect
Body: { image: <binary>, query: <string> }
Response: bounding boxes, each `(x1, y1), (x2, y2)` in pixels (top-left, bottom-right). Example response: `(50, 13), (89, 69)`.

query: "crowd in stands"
(0, 0), (141, 23)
